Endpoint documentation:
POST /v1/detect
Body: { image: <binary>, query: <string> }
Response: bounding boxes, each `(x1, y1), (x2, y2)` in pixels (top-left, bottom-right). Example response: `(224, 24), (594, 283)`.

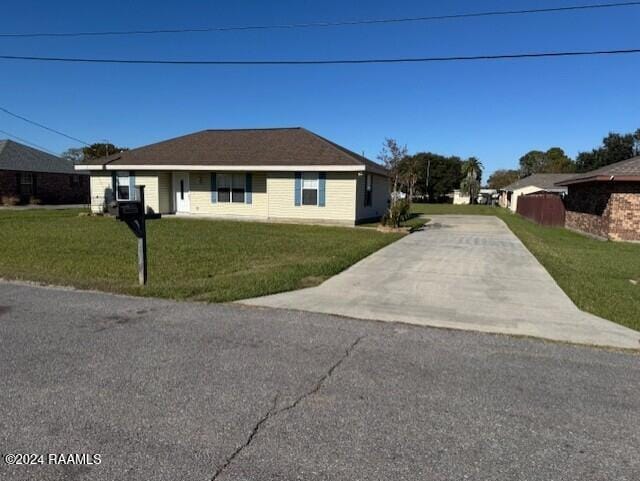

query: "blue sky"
(1, 0), (639, 177)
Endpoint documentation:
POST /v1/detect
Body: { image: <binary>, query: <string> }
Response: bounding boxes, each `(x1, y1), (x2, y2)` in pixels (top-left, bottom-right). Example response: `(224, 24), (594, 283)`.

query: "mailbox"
(112, 185), (160, 286)
(117, 200), (142, 220)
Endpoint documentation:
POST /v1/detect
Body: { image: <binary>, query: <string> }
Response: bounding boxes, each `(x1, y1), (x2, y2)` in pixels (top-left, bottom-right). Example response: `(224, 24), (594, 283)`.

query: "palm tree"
(460, 157), (484, 204)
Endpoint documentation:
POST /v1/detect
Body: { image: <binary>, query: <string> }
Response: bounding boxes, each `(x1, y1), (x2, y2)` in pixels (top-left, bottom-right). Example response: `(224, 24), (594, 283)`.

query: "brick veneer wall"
(0, 170), (89, 204)
(564, 181), (640, 241)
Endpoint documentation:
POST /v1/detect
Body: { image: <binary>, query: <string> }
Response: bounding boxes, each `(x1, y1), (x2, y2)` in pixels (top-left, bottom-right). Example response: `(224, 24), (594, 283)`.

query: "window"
(364, 174), (373, 207)
(218, 173), (245, 203)
(302, 173), (318, 206)
(70, 174), (80, 187)
(20, 172), (33, 196)
(116, 172), (130, 200)
(232, 173), (245, 203)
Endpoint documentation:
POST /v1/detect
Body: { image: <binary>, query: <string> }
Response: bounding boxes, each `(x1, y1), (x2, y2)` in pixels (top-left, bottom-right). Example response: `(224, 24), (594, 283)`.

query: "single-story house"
(0, 139), (89, 205)
(498, 173), (575, 212)
(557, 156), (640, 242)
(76, 128), (390, 226)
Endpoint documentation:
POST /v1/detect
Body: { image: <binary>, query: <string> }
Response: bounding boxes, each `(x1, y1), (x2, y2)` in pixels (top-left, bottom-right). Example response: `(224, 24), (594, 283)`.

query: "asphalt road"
(1, 281), (639, 481)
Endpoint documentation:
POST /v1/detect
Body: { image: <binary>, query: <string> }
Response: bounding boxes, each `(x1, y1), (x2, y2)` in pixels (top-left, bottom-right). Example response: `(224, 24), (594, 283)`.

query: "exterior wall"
(608, 192), (640, 241)
(355, 173), (390, 222)
(189, 171), (268, 218)
(0, 169), (88, 205)
(564, 182), (640, 241)
(510, 186), (542, 212)
(89, 173), (113, 213)
(453, 190), (470, 205)
(89, 171), (164, 214)
(90, 169), (375, 225)
(266, 171), (357, 224)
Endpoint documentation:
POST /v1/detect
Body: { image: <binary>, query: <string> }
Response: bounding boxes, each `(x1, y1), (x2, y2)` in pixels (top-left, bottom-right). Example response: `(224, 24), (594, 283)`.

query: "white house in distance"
(498, 173), (575, 212)
(75, 128), (390, 226)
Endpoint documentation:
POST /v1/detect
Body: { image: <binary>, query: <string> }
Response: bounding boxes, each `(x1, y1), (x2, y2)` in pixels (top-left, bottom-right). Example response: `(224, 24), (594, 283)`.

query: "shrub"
(1, 195), (20, 206)
(381, 199), (410, 228)
(28, 196), (42, 205)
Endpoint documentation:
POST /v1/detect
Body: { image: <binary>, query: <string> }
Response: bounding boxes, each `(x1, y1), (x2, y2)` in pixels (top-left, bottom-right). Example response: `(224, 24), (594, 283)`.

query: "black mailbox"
(117, 201), (142, 220)
(113, 185), (160, 286)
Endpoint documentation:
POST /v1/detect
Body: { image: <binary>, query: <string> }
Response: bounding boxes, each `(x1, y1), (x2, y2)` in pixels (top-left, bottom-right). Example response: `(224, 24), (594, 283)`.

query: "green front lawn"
(0, 209), (403, 302)
(412, 204), (640, 331)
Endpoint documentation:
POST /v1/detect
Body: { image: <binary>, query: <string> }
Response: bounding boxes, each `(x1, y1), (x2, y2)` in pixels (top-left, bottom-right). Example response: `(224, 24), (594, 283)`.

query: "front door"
(174, 172), (190, 213)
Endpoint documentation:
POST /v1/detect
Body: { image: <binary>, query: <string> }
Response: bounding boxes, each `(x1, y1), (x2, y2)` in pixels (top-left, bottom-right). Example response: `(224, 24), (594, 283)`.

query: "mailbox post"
(115, 185), (161, 285)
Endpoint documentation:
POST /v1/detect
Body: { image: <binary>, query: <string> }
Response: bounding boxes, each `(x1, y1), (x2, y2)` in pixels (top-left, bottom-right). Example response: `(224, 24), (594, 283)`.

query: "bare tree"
(377, 138), (408, 203)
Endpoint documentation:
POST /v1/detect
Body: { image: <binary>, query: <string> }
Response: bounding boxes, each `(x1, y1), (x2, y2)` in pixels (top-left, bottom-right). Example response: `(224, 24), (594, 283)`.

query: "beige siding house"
(77, 128), (389, 226)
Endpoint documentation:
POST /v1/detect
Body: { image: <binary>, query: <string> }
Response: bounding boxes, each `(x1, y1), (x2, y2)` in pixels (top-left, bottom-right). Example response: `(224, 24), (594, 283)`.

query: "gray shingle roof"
(83, 128), (389, 176)
(557, 156), (640, 185)
(503, 173), (575, 192)
(0, 139), (77, 174)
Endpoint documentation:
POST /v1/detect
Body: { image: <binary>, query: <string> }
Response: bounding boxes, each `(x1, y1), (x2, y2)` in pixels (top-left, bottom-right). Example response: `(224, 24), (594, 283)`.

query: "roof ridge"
(205, 127), (302, 132)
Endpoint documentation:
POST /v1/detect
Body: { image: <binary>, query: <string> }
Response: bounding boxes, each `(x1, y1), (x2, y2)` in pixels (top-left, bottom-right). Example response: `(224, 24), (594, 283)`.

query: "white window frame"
(231, 173), (245, 203)
(218, 173), (245, 203)
(302, 172), (319, 206)
(116, 171), (130, 201)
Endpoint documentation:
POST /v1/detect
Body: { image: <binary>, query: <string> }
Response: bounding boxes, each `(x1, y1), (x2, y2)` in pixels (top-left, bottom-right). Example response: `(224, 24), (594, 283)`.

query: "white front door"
(174, 172), (190, 213)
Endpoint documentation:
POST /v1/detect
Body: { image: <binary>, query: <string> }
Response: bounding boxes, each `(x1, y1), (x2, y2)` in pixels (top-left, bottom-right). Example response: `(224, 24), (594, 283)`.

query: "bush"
(1, 195), (20, 206)
(28, 196), (42, 205)
(381, 199), (411, 228)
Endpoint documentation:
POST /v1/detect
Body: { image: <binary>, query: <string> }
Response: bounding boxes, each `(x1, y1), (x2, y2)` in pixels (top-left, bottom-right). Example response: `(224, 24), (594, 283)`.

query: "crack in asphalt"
(210, 335), (365, 480)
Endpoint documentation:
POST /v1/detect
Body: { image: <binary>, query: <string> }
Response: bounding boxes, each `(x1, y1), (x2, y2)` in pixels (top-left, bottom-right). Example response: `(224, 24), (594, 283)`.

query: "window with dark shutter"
(302, 173), (319, 206)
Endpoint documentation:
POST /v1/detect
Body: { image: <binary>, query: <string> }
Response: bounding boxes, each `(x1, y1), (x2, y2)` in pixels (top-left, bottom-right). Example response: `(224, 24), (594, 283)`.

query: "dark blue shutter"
(294, 172), (302, 206)
(245, 173), (252, 204)
(129, 171), (136, 200)
(111, 172), (117, 202)
(211, 173), (217, 203)
(318, 172), (326, 207)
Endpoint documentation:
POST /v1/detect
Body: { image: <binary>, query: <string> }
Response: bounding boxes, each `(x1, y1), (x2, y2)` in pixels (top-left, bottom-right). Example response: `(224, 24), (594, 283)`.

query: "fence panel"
(516, 193), (565, 227)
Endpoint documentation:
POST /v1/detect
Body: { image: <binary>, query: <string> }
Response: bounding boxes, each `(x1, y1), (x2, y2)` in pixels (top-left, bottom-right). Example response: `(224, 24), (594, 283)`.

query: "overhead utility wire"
(0, 129), (60, 156)
(0, 106), (90, 145)
(0, 1), (639, 38)
(1, 48), (639, 66)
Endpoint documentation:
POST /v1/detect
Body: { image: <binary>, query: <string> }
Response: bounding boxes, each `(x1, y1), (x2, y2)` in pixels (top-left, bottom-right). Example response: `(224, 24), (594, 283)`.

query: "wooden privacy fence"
(517, 193), (566, 227)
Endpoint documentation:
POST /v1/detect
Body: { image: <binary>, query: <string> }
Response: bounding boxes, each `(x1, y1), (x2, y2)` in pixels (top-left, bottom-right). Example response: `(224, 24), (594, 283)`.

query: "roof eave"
(558, 175), (640, 186)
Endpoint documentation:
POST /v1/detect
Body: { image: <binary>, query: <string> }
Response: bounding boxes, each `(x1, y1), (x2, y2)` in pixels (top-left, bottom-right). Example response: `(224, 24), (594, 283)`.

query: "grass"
(411, 203), (640, 331)
(0, 209), (403, 302)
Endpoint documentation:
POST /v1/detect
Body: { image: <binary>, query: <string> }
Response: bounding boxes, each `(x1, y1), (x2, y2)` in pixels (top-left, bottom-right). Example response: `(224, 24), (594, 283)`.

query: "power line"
(0, 1), (639, 38)
(1, 48), (639, 66)
(0, 129), (60, 156)
(0, 106), (90, 145)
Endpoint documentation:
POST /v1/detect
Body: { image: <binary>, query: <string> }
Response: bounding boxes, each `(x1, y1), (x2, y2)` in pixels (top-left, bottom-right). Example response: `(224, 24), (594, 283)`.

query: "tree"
(377, 138), (408, 201)
(397, 154), (420, 202)
(460, 157), (483, 204)
(82, 143), (128, 161)
(60, 147), (85, 165)
(543, 148), (575, 173)
(401, 153), (463, 202)
(487, 169), (520, 190)
(519, 150), (547, 177)
(518, 148), (575, 176)
(576, 130), (640, 172)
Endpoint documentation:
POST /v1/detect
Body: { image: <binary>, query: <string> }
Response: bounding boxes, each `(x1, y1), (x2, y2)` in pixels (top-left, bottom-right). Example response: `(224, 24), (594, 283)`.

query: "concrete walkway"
(242, 215), (640, 350)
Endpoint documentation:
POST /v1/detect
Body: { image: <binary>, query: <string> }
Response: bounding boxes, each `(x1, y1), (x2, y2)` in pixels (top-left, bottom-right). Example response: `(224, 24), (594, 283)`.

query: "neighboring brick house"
(557, 156), (640, 242)
(0, 139), (89, 205)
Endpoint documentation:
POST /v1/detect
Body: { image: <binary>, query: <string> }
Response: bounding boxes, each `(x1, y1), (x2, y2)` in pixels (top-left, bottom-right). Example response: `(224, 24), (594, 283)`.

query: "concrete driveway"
(243, 215), (640, 350)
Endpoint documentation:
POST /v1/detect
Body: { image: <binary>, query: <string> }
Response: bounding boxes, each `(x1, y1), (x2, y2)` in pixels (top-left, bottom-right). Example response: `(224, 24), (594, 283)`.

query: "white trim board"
(75, 164), (367, 172)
